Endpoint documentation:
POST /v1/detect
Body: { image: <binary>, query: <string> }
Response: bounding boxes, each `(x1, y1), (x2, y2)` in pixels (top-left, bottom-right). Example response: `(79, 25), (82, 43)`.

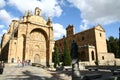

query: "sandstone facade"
(0, 7), (118, 66)
(55, 25), (115, 65)
(0, 7), (54, 66)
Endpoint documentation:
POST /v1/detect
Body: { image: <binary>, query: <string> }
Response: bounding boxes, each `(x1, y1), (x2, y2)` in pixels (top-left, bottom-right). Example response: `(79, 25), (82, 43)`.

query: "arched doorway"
(91, 51), (95, 60)
(30, 28), (47, 65)
(34, 54), (40, 63)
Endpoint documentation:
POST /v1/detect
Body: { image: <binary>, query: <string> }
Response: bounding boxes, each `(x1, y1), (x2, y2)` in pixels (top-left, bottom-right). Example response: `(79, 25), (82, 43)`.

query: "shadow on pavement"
(50, 70), (71, 79)
(7, 70), (57, 80)
(49, 69), (114, 80)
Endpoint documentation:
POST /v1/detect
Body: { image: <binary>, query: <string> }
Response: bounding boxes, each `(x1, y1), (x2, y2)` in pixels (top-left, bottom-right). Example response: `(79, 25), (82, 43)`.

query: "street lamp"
(118, 27), (120, 57)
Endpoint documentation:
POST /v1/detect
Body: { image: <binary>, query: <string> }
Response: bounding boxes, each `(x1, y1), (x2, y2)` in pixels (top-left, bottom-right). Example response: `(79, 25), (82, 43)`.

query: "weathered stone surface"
(0, 7), (54, 67)
(55, 24), (116, 65)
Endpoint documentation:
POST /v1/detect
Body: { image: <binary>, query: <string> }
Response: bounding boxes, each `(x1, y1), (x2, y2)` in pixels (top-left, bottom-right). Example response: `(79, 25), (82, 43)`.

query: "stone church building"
(0, 7), (54, 66)
(0, 7), (119, 66)
(55, 25), (116, 65)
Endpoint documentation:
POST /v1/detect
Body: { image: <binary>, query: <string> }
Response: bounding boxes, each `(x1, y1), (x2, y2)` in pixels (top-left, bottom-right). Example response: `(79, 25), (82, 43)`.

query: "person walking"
(17, 59), (21, 67)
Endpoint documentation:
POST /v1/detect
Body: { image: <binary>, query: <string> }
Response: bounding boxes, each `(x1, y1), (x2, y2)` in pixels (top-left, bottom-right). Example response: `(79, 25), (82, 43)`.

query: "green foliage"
(53, 47), (60, 68)
(59, 54), (63, 62)
(94, 60), (99, 66)
(107, 36), (120, 58)
(63, 38), (72, 66)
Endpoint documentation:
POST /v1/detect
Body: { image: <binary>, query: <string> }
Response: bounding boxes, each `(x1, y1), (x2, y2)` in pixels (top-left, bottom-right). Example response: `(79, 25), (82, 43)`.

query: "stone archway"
(29, 28), (47, 66)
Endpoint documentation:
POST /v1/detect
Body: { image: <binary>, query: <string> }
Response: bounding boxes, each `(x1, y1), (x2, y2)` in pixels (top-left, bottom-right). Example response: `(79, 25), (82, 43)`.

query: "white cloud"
(8, 0), (62, 18)
(80, 19), (89, 30)
(0, 25), (5, 29)
(0, 29), (7, 41)
(0, 9), (19, 25)
(0, 9), (18, 41)
(2, 29), (7, 33)
(0, 34), (2, 41)
(0, 0), (6, 8)
(67, 0), (120, 24)
(53, 23), (66, 40)
(0, 9), (11, 24)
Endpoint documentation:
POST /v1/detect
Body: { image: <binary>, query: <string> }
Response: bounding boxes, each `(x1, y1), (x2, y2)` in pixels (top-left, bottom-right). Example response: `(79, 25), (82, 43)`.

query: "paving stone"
(0, 64), (59, 80)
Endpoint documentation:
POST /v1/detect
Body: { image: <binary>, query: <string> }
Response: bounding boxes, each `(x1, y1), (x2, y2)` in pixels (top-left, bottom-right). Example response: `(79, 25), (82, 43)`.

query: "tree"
(53, 47), (59, 68)
(107, 36), (119, 58)
(94, 60), (99, 66)
(63, 37), (72, 66)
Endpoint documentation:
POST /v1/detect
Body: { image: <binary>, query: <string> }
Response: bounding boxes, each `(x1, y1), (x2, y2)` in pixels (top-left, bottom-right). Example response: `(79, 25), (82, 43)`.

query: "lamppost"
(118, 27), (120, 57)
(71, 40), (81, 80)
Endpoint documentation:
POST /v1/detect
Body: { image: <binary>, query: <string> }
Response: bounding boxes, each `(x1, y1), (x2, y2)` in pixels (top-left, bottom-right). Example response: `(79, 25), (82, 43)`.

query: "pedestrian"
(25, 60), (28, 66)
(28, 60), (31, 65)
(22, 61), (24, 67)
(11, 58), (14, 63)
(17, 59), (21, 67)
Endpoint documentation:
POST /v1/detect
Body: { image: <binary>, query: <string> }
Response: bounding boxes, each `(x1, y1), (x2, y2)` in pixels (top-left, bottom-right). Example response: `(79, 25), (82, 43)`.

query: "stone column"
(48, 41), (54, 67)
(72, 60), (81, 80)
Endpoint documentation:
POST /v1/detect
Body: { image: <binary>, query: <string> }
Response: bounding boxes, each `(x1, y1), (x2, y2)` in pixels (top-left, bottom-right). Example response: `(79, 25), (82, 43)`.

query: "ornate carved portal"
(30, 29), (46, 65)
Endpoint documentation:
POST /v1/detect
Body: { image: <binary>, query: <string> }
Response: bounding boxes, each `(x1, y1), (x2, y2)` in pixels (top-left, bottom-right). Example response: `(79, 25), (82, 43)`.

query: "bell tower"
(66, 24), (74, 37)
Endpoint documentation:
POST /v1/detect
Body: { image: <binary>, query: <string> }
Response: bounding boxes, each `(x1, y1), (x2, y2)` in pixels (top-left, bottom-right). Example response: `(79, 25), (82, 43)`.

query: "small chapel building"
(0, 7), (54, 66)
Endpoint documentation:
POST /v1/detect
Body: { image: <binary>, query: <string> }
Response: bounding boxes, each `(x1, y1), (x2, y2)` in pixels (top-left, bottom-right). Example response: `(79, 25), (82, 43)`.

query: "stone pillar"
(72, 63), (81, 80)
(70, 40), (81, 80)
(48, 41), (54, 67)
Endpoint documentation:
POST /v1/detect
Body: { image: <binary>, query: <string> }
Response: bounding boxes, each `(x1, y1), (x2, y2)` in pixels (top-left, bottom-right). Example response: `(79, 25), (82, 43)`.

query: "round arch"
(29, 28), (49, 66)
(30, 28), (48, 41)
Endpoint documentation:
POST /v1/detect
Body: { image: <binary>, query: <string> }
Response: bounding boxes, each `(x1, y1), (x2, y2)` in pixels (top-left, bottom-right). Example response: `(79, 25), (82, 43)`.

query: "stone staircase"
(79, 63), (86, 70)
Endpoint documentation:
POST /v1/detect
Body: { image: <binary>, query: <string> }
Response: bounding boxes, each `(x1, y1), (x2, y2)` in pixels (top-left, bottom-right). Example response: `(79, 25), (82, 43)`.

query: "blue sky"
(0, 0), (120, 41)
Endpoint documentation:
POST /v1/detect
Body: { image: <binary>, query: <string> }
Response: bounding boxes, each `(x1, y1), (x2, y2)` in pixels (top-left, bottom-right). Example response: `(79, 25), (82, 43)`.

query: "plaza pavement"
(0, 63), (117, 80)
(0, 63), (71, 80)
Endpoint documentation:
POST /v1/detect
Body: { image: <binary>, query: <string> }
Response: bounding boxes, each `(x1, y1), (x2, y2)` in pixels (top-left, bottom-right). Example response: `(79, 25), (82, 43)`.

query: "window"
(100, 33), (102, 37)
(14, 32), (18, 38)
(82, 36), (84, 41)
(60, 43), (61, 46)
(91, 51), (94, 60)
(102, 56), (104, 60)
